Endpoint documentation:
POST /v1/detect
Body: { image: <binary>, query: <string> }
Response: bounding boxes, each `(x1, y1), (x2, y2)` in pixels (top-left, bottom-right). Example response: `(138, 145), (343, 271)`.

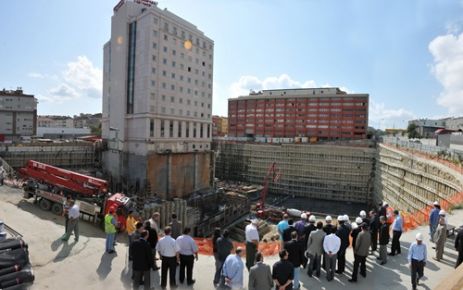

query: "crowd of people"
(56, 199), (463, 290)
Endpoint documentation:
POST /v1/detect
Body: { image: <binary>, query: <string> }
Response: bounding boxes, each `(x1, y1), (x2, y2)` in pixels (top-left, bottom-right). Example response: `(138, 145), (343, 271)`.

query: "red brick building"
(228, 88), (369, 140)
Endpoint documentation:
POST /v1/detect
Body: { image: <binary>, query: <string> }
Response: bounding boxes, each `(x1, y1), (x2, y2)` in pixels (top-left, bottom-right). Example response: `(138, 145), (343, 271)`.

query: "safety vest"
(105, 214), (116, 234)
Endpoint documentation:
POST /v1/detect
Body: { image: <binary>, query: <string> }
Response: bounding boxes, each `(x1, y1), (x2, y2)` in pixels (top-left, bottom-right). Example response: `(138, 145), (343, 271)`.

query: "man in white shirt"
(245, 219), (260, 270)
(176, 227), (198, 285)
(156, 226), (179, 288)
(61, 200), (79, 242)
(323, 228), (341, 281)
(148, 212), (160, 233)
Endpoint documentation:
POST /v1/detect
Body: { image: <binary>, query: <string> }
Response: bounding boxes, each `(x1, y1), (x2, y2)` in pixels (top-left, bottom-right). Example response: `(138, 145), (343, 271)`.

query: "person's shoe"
(108, 250), (116, 254)
(376, 257), (381, 260)
(307, 272), (312, 277)
(433, 257), (440, 261)
(360, 272), (366, 278)
(315, 273), (320, 278)
(187, 280), (196, 285)
(74, 238), (79, 242)
(348, 279), (357, 282)
(335, 270), (343, 274)
(380, 261), (386, 265)
(179, 280), (184, 284)
(432, 246), (436, 249)
(152, 266), (160, 271)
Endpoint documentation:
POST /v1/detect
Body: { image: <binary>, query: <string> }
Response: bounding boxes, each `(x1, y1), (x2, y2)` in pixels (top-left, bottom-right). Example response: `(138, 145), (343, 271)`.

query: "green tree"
(407, 123), (419, 138)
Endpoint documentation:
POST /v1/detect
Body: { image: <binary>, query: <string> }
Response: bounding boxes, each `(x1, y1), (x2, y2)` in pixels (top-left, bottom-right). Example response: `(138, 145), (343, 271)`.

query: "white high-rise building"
(102, 0), (214, 188)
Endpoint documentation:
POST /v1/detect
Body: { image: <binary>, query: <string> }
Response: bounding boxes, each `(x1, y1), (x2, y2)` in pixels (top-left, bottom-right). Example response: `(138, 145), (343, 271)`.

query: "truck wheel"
(51, 203), (63, 215)
(39, 199), (52, 211)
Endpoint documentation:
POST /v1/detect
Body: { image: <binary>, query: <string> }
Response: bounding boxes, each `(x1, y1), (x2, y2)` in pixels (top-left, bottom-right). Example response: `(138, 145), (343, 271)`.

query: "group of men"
(103, 210), (199, 289)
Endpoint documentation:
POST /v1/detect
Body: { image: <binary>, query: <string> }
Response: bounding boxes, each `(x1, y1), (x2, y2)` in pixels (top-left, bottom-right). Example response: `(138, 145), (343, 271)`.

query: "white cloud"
(369, 100), (416, 129)
(429, 32), (463, 115)
(28, 72), (46, 79)
(34, 56), (102, 104)
(63, 56), (102, 99)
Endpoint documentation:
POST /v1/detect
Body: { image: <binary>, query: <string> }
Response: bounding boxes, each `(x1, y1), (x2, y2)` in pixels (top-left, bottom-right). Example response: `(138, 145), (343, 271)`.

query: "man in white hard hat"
(335, 215), (350, 274)
(245, 219), (260, 270)
(408, 233), (427, 290)
(429, 202), (440, 242)
(322, 216), (334, 269)
(360, 210), (370, 225)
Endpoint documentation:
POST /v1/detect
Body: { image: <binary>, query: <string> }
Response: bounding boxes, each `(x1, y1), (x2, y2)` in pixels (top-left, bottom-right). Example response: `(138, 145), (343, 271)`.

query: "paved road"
(0, 185), (460, 290)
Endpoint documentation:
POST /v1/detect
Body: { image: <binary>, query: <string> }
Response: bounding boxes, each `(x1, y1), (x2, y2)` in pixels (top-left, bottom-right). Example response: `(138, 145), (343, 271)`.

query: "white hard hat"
(351, 222), (358, 230)
(309, 215), (316, 222)
(439, 210), (446, 216)
(360, 210), (366, 218)
(337, 215), (343, 222)
(416, 233), (423, 241)
(343, 215), (349, 222)
(326, 215), (332, 222)
(251, 218), (259, 224)
(383, 201), (388, 206)
(355, 217), (363, 224)
(433, 201), (439, 206)
(301, 213), (307, 219)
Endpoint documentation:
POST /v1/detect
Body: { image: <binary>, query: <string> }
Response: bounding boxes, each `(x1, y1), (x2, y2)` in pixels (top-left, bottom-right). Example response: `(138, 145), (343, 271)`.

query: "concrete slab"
(0, 185), (460, 290)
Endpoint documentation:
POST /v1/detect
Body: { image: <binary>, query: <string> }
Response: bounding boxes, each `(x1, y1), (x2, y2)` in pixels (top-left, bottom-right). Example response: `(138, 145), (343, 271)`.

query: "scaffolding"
(214, 142), (376, 203)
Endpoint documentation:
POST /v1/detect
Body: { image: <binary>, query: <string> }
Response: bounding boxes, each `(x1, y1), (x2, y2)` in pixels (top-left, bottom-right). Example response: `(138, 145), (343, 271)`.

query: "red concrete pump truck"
(19, 160), (133, 230)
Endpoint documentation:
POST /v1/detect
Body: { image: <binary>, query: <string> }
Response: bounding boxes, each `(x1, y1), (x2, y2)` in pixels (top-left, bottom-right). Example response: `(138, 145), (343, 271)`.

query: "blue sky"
(1, 0), (463, 129)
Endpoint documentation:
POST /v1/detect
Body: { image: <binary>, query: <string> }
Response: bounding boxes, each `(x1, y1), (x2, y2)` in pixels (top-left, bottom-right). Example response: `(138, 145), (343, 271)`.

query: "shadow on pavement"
(53, 240), (77, 262)
(97, 252), (118, 280)
(51, 238), (63, 252)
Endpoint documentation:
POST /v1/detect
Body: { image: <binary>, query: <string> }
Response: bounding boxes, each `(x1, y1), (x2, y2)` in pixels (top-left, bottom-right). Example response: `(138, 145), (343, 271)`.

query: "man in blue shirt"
(429, 202), (440, 242)
(222, 247), (245, 289)
(389, 210), (403, 256)
(277, 214), (289, 247)
(408, 233), (427, 290)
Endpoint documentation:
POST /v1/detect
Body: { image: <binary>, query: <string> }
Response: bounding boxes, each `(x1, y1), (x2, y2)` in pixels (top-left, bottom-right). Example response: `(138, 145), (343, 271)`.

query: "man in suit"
(455, 227), (463, 268)
(131, 230), (154, 290)
(306, 221), (326, 277)
(248, 252), (273, 290)
(284, 231), (304, 289)
(335, 215), (350, 274)
(349, 223), (371, 282)
(378, 216), (390, 265)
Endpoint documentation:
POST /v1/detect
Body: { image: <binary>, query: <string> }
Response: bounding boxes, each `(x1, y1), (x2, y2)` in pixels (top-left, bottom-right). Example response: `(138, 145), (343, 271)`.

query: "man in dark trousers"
(455, 227), (463, 268)
(131, 230), (154, 290)
(144, 221), (159, 270)
(349, 223), (371, 282)
(272, 249), (294, 290)
(378, 216), (390, 265)
(214, 230), (234, 287)
(369, 210), (379, 252)
(156, 226), (179, 288)
(335, 215), (350, 274)
(284, 231), (304, 290)
(389, 210), (403, 256)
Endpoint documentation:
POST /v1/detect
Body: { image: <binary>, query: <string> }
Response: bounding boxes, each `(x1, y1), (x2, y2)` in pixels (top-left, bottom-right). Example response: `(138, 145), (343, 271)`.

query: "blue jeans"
(293, 266), (300, 289)
(106, 233), (115, 252)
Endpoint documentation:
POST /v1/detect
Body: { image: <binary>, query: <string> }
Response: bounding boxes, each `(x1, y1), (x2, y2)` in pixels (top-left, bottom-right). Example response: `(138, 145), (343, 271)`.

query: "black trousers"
(370, 231), (378, 251)
(161, 256), (177, 287)
(456, 250), (463, 269)
(337, 249), (346, 273)
(391, 230), (402, 254)
(411, 259), (424, 289)
(246, 242), (257, 270)
(133, 270), (150, 290)
(351, 254), (367, 281)
(179, 254), (194, 283)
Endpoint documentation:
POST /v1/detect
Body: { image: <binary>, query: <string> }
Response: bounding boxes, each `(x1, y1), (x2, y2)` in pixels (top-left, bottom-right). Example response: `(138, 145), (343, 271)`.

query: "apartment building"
(228, 88), (369, 140)
(0, 88), (37, 141)
(212, 115), (228, 137)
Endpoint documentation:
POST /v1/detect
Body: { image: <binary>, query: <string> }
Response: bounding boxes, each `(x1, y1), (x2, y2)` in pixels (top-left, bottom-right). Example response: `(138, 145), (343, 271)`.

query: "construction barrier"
(194, 238), (282, 256)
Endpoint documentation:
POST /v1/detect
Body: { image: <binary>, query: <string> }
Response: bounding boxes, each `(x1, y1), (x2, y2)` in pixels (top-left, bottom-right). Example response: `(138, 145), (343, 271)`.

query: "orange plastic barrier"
(194, 238), (282, 256)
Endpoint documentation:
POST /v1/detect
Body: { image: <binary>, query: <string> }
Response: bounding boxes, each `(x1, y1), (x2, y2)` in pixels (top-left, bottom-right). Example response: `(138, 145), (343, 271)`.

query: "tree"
(407, 123), (420, 139)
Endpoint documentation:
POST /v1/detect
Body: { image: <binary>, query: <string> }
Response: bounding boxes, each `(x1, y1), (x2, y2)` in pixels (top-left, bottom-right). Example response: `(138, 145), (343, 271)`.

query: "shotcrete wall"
(374, 143), (463, 212)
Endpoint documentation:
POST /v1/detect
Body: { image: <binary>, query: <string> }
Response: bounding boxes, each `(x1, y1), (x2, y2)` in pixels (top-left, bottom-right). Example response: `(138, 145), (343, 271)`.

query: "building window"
(153, 30), (158, 37)
(162, 70), (167, 76)
(162, 95), (166, 101)
(207, 124), (211, 138)
(172, 49), (176, 56)
(200, 124), (203, 138)
(163, 46), (167, 53)
(178, 122), (182, 137)
(151, 80), (156, 86)
(164, 34), (168, 40)
(161, 107), (166, 113)
(160, 120), (165, 137)
(171, 84), (175, 91)
(170, 96), (175, 102)
(150, 119), (154, 137)
(193, 123), (197, 138)
(169, 120), (173, 137)
(172, 61), (176, 67)
(152, 67), (156, 74)
(162, 83), (166, 89)
(179, 98), (183, 104)
(170, 108), (174, 114)
(187, 100), (191, 105)
(186, 122), (189, 137)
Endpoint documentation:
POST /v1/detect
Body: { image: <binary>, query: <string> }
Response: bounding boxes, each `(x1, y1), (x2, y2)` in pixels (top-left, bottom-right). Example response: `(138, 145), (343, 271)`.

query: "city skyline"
(1, 0), (463, 129)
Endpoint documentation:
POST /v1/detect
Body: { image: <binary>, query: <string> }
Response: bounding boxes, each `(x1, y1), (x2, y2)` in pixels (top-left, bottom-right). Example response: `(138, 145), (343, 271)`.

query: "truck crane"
(19, 160), (133, 229)
(255, 162), (284, 222)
